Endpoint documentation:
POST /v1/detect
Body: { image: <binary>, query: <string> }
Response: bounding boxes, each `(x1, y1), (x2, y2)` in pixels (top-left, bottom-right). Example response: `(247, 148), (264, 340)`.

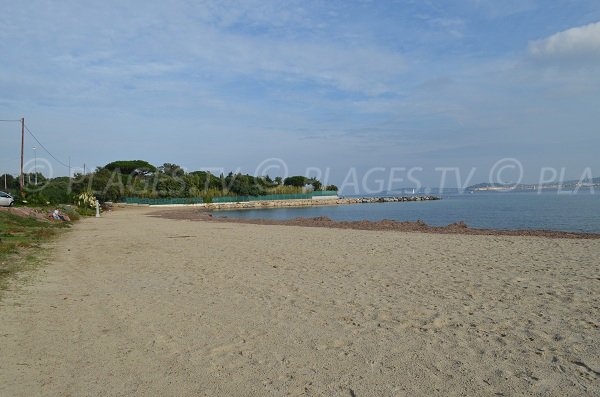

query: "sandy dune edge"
(1, 207), (599, 396)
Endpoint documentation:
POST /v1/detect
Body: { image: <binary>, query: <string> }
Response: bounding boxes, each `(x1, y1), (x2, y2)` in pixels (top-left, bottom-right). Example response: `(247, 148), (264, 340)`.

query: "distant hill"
(466, 183), (515, 190)
(466, 177), (600, 191)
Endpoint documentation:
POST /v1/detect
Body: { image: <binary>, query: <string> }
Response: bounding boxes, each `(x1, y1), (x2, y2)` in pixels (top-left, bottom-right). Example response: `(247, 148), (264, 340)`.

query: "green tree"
(156, 174), (185, 197)
(92, 168), (126, 202)
(159, 163), (185, 177)
(186, 171), (221, 195)
(283, 176), (308, 187)
(105, 160), (156, 175)
(225, 173), (267, 196)
(36, 177), (71, 203)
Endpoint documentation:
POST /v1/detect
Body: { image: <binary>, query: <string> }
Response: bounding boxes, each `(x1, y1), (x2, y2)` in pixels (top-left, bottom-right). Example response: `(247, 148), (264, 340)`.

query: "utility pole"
(84, 163), (86, 174)
(33, 146), (37, 185)
(68, 156), (71, 178)
(20, 117), (24, 192)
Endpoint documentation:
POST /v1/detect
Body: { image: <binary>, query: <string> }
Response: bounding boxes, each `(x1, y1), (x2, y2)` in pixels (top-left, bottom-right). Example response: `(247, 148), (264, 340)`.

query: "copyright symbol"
(23, 157), (54, 193)
(254, 158), (288, 180)
(489, 158), (523, 189)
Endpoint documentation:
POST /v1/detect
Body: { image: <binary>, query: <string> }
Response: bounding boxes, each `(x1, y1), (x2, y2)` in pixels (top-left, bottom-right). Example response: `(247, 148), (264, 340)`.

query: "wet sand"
(1, 206), (599, 396)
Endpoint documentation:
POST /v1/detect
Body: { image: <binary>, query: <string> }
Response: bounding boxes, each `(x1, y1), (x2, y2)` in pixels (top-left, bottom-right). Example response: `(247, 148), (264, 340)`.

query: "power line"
(23, 124), (70, 169)
(0, 119), (21, 122)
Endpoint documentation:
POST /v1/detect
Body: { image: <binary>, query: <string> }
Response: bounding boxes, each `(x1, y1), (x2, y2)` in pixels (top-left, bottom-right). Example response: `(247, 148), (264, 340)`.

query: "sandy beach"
(1, 206), (599, 396)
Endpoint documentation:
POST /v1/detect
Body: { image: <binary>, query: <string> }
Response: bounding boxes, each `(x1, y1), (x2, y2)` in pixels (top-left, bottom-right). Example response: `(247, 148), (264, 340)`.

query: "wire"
(24, 124), (70, 169)
(0, 119), (21, 122)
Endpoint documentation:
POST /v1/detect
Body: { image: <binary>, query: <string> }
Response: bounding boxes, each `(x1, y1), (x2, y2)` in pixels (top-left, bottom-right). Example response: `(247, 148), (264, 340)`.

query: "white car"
(0, 191), (15, 207)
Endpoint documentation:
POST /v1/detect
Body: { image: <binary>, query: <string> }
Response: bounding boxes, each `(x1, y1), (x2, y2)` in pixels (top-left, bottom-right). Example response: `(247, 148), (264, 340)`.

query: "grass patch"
(0, 211), (70, 291)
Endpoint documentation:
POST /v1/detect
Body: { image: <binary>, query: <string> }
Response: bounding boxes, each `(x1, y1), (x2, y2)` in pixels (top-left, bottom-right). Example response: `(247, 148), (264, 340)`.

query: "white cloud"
(0, 0), (406, 97)
(184, 28), (406, 96)
(529, 21), (600, 60)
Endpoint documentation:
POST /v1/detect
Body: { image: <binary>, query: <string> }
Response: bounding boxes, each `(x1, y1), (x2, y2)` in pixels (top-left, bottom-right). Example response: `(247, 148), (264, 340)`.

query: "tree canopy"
(283, 176), (308, 187)
(159, 163), (185, 177)
(5, 159), (336, 204)
(105, 160), (157, 175)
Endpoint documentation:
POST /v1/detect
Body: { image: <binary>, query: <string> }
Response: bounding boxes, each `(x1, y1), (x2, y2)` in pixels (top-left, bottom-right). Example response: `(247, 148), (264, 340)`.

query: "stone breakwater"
(356, 196), (440, 203)
(202, 195), (439, 211)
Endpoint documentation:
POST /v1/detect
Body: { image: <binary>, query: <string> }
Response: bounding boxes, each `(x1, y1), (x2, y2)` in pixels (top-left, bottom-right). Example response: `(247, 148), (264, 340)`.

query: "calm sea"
(213, 190), (600, 233)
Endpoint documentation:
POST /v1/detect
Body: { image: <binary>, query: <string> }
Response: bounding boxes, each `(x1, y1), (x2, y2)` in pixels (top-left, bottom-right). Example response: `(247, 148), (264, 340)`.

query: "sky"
(1, 0), (599, 191)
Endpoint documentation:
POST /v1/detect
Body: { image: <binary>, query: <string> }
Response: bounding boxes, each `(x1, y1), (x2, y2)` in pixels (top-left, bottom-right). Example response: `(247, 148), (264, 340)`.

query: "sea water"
(212, 190), (600, 233)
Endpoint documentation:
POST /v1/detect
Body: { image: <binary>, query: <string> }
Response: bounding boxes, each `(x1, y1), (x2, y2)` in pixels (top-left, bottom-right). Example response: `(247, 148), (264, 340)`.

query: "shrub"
(76, 191), (97, 209)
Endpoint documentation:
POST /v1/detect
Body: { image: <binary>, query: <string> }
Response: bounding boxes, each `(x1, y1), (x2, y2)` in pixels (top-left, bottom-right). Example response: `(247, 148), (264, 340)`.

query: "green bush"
(76, 207), (96, 217)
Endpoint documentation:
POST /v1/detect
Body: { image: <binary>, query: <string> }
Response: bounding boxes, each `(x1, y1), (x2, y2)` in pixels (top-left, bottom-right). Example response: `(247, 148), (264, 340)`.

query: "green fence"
(212, 191), (337, 203)
(122, 191), (337, 205)
(122, 197), (205, 205)
(311, 190), (338, 197)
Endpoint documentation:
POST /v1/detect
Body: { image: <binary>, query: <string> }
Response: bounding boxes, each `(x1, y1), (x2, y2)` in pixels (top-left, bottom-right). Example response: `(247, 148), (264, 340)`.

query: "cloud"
(0, 1), (406, 98)
(187, 33), (406, 95)
(1, 1), (599, 181)
(529, 21), (600, 61)
(53, 53), (183, 78)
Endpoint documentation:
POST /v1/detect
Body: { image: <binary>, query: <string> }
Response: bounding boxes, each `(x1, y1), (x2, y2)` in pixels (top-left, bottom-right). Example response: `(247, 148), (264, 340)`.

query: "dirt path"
(1, 207), (599, 396)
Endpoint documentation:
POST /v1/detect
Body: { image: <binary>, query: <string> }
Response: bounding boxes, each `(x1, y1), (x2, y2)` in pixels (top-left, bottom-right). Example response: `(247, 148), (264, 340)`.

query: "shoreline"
(149, 207), (600, 239)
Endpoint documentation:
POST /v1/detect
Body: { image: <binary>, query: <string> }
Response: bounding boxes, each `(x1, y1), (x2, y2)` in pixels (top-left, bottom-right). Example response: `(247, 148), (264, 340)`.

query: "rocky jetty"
(200, 195), (440, 210)
(355, 195), (440, 203)
(122, 195), (441, 210)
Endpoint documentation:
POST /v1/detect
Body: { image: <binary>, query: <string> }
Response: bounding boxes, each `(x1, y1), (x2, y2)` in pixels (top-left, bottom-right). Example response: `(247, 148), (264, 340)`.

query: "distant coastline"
(465, 178), (600, 192)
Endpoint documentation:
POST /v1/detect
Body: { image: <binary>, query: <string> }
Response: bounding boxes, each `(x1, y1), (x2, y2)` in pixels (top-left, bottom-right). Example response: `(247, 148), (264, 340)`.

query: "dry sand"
(1, 206), (599, 396)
